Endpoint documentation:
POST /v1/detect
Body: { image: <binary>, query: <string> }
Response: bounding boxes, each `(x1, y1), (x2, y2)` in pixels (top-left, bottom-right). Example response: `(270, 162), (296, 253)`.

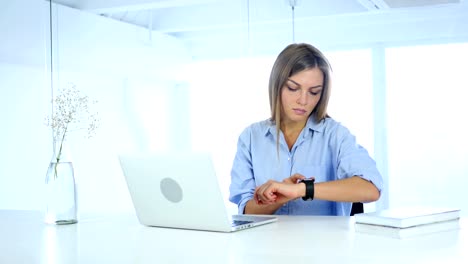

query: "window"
(386, 43), (468, 215)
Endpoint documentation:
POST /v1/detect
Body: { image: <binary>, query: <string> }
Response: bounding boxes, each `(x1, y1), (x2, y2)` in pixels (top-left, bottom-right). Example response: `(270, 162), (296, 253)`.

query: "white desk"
(0, 210), (466, 264)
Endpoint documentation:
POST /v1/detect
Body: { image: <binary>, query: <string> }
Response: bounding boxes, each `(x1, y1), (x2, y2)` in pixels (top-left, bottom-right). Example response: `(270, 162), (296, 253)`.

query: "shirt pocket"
(294, 165), (329, 182)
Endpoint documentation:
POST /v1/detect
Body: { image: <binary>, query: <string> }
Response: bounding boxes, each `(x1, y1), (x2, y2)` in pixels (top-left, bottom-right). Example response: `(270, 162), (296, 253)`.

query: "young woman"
(229, 43), (383, 216)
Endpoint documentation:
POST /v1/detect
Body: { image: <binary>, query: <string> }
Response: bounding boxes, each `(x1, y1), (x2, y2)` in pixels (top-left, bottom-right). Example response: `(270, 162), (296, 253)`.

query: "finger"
(254, 187), (262, 204)
(255, 188), (269, 204)
(290, 173), (306, 183)
(254, 192), (260, 204)
(255, 185), (270, 204)
(263, 184), (281, 203)
(283, 174), (302, 184)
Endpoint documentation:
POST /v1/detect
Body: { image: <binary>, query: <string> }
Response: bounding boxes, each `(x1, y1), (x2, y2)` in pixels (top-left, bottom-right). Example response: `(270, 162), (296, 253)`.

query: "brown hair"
(268, 43), (332, 149)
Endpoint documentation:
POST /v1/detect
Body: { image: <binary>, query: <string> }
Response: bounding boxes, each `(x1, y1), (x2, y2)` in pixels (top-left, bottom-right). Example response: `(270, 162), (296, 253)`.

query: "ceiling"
(52, 0), (465, 33)
(51, 0), (468, 59)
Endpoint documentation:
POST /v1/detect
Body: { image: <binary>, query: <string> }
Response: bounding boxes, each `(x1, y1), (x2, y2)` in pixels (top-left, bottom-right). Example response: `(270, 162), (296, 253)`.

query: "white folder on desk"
(119, 152), (277, 232)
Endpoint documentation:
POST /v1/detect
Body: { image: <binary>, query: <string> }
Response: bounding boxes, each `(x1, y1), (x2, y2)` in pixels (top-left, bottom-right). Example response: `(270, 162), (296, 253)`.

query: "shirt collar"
(264, 116), (325, 137)
(305, 115), (325, 133)
(264, 119), (275, 137)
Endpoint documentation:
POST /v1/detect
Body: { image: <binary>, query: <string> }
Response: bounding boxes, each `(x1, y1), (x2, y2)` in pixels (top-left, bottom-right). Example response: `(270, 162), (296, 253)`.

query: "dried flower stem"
(53, 126), (68, 179)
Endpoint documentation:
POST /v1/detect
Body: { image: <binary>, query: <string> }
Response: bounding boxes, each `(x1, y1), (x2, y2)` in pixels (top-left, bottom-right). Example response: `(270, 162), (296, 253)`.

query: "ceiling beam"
(74, 0), (228, 13)
(357, 0), (390, 10)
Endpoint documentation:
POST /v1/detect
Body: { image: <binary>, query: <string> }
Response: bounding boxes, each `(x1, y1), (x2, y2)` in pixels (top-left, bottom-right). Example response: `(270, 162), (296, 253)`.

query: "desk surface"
(0, 210), (466, 264)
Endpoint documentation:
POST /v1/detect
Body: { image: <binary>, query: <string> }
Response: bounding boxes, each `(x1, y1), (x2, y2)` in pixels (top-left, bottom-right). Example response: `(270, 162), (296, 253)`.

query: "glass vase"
(44, 141), (78, 225)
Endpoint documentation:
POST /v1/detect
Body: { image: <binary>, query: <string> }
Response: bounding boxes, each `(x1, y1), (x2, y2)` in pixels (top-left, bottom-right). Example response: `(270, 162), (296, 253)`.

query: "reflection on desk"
(0, 210), (466, 264)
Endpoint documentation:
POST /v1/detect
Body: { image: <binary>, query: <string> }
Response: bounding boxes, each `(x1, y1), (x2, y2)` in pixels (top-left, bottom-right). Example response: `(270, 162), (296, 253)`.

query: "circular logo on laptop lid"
(160, 177), (183, 203)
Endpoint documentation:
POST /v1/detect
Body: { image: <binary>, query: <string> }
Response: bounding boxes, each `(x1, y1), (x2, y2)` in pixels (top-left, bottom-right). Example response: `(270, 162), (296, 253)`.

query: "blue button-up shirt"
(229, 116), (383, 216)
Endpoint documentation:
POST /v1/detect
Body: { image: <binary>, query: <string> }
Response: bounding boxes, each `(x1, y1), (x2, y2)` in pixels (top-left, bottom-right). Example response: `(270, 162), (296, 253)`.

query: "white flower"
(45, 84), (100, 177)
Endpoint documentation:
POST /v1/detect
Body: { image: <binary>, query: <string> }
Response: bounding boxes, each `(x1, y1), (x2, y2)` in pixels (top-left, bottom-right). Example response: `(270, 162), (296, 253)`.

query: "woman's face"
(280, 67), (324, 126)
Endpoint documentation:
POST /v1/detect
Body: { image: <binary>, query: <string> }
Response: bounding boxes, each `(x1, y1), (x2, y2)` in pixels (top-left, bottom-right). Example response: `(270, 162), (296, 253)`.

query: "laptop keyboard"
(231, 220), (253, 227)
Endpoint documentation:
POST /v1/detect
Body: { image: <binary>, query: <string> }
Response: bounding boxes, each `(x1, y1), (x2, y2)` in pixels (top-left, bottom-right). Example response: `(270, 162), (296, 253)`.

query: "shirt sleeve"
(229, 127), (256, 214)
(332, 124), (384, 193)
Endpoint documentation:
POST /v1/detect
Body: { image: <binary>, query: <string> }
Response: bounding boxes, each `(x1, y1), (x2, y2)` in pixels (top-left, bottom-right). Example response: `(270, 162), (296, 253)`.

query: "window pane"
(327, 49), (374, 155)
(386, 43), (468, 215)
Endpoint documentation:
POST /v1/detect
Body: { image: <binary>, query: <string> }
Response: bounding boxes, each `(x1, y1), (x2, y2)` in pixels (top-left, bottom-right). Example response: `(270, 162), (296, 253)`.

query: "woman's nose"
(296, 91), (307, 105)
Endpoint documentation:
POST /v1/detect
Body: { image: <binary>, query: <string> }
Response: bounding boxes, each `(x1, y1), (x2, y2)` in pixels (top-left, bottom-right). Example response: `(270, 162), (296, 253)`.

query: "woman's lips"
(293, 108), (307, 115)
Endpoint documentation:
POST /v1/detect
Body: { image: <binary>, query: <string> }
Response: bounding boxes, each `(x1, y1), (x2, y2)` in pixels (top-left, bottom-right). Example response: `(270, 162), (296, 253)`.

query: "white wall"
(0, 0), (51, 210)
(0, 0), (190, 214)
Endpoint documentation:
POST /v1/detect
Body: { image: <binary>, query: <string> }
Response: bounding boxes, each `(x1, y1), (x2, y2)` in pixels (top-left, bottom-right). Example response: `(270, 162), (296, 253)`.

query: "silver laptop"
(119, 152), (277, 232)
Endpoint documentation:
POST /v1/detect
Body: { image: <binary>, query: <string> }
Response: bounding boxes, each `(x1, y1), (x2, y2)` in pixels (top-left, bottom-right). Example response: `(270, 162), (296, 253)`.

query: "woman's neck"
(281, 120), (306, 134)
(281, 121), (306, 150)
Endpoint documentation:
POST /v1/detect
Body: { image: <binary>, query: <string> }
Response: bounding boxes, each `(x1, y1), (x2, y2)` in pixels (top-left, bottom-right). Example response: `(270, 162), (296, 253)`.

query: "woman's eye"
(287, 86), (298, 91)
(310, 91), (319, 95)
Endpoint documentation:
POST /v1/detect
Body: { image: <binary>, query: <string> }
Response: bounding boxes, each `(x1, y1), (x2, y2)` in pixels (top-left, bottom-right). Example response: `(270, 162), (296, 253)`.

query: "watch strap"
(299, 179), (315, 201)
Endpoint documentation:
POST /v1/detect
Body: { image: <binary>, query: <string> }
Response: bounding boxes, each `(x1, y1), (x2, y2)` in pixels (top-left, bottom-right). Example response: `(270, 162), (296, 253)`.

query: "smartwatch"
(299, 178), (315, 201)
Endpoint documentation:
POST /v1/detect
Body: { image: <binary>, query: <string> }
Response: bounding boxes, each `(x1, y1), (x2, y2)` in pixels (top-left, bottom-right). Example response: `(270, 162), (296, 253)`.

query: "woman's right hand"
(254, 173), (312, 205)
